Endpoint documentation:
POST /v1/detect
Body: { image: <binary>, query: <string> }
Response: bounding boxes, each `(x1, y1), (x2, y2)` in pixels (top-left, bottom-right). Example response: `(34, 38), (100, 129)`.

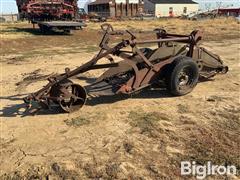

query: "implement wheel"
(50, 79), (87, 112)
(166, 57), (199, 96)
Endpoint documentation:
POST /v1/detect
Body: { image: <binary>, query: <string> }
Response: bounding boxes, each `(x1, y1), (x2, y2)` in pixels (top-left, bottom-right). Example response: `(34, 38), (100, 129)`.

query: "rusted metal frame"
(105, 55), (115, 63)
(88, 63), (119, 70)
(118, 57), (174, 94)
(129, 36), (193, 71)
(99, 31), (111, 49)
(200, 47), (223, 64)
(33, 84), (52, 101)
(187, 36), (195, 57)
(27, 40), (129, 102)
(187, 43), (195, 57)
(22, 24), (229, 114)
(134, 31), (193, 48)
(98, 32), (116, 63)
(154, 29), (166, 47)
(105, 29), (192, 49)
(116, 43), (168, 91)
(117, 52), (141, 90)
(134, 47), (155, 70)
(115, 36), (193, 90)
(107, 30), (190, 38)
(121, 34), (195, 89)
(163, 33), (190, 38)
(138, 68), (152, 88)
(187, 31), (202, 57)
(99, 24), (115, 49)
(108, 30), (154, 35)
(62, 40), (129, 78)
(116, 50), (133, 54)
(133, 37), (191, 45)
(140, 58), (174, 86)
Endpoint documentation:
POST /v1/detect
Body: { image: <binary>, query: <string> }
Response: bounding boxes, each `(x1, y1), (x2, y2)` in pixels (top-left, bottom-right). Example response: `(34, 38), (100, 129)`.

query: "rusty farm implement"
(23, 24), (228, 113)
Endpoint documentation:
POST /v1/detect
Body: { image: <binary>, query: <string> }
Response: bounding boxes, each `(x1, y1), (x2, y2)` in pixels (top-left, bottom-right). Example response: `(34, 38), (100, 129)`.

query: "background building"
(88, 0), (144, 18)
(0, 14), (19, 22)
(144, 0), (199, 17)
(216, 7), (240, 17)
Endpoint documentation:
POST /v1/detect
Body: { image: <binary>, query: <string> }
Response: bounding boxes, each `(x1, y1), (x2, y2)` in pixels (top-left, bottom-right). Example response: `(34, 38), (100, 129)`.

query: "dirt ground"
(0, 18), (239, 179)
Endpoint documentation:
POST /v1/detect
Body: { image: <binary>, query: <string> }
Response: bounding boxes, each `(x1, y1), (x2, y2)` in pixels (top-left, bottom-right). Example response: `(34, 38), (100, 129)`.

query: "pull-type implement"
(23, 24), (228, 113)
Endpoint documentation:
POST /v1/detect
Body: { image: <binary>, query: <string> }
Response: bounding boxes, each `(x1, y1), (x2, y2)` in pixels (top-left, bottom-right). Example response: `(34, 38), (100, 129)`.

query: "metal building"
(216, 7), (240, 17)
(88, 0), (144, 18)
(144, 0), (198, 17)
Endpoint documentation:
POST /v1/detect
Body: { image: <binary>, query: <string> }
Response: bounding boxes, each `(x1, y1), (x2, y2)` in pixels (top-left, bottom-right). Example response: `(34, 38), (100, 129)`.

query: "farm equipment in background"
(23, 24), (228, 113)
(88, 12), (106, 22)
(182, 10), (218, 20)
(78, 9), (106, 22)
(16, 0), (78, 21)
(78, 8), (88, 20)
(16, 0), (86, 33)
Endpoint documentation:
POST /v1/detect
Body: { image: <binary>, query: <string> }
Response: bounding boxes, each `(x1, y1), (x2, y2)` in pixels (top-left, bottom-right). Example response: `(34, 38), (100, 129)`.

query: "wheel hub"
(179, 72), (189, 86)
(50, 80), (87, 112)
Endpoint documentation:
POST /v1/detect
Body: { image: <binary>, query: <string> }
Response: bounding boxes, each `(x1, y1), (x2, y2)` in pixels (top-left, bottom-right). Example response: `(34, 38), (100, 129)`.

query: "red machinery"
(16, 0), (79, 21)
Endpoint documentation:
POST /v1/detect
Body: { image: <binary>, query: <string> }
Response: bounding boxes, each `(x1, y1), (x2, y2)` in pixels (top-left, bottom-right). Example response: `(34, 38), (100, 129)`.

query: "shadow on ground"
(0, 75), (214, 117)
(0, 88), (171, 118)
(9, 27), (73, 36)
(76, 76), (97, 84)
(86, 88), (171, 106)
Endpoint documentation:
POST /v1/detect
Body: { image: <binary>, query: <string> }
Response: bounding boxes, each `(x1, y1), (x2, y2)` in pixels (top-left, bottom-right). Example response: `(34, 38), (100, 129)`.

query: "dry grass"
(0, 17), (239, 41)
(128, 110), (170, 137)
(64, 117), (90, 127)
(0, 22), (33, 39)
(88, 17), (240, 40)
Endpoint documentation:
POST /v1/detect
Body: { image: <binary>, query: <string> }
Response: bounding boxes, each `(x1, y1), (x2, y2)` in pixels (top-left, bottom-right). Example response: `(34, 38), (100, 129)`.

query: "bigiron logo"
(181, 161), (237, 179)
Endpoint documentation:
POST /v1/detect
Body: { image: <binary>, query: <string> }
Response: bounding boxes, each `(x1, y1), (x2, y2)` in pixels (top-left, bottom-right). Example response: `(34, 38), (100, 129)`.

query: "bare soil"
(0, 18), (239, 179)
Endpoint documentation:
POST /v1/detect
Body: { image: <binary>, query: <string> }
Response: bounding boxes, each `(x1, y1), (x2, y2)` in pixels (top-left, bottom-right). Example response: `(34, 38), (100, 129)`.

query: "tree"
(205, 3), (211, 12)
(216, 2), (222, 9)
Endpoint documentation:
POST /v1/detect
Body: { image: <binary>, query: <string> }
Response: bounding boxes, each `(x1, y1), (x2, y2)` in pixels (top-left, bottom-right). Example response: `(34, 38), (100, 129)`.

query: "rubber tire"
(166, 56), (199, 96)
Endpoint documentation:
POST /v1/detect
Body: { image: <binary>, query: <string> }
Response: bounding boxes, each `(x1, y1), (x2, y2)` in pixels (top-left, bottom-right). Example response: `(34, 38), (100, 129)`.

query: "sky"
(0, 0), (239, 14)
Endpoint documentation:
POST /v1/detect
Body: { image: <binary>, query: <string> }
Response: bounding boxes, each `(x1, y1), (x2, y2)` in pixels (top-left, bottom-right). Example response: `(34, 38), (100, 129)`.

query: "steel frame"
(23, 24), (227, 113)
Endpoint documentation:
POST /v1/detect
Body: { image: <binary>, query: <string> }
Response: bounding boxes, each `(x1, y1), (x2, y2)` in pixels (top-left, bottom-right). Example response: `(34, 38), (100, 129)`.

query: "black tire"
(166, 56), (199, 96)
(63, 29), (71, 34)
